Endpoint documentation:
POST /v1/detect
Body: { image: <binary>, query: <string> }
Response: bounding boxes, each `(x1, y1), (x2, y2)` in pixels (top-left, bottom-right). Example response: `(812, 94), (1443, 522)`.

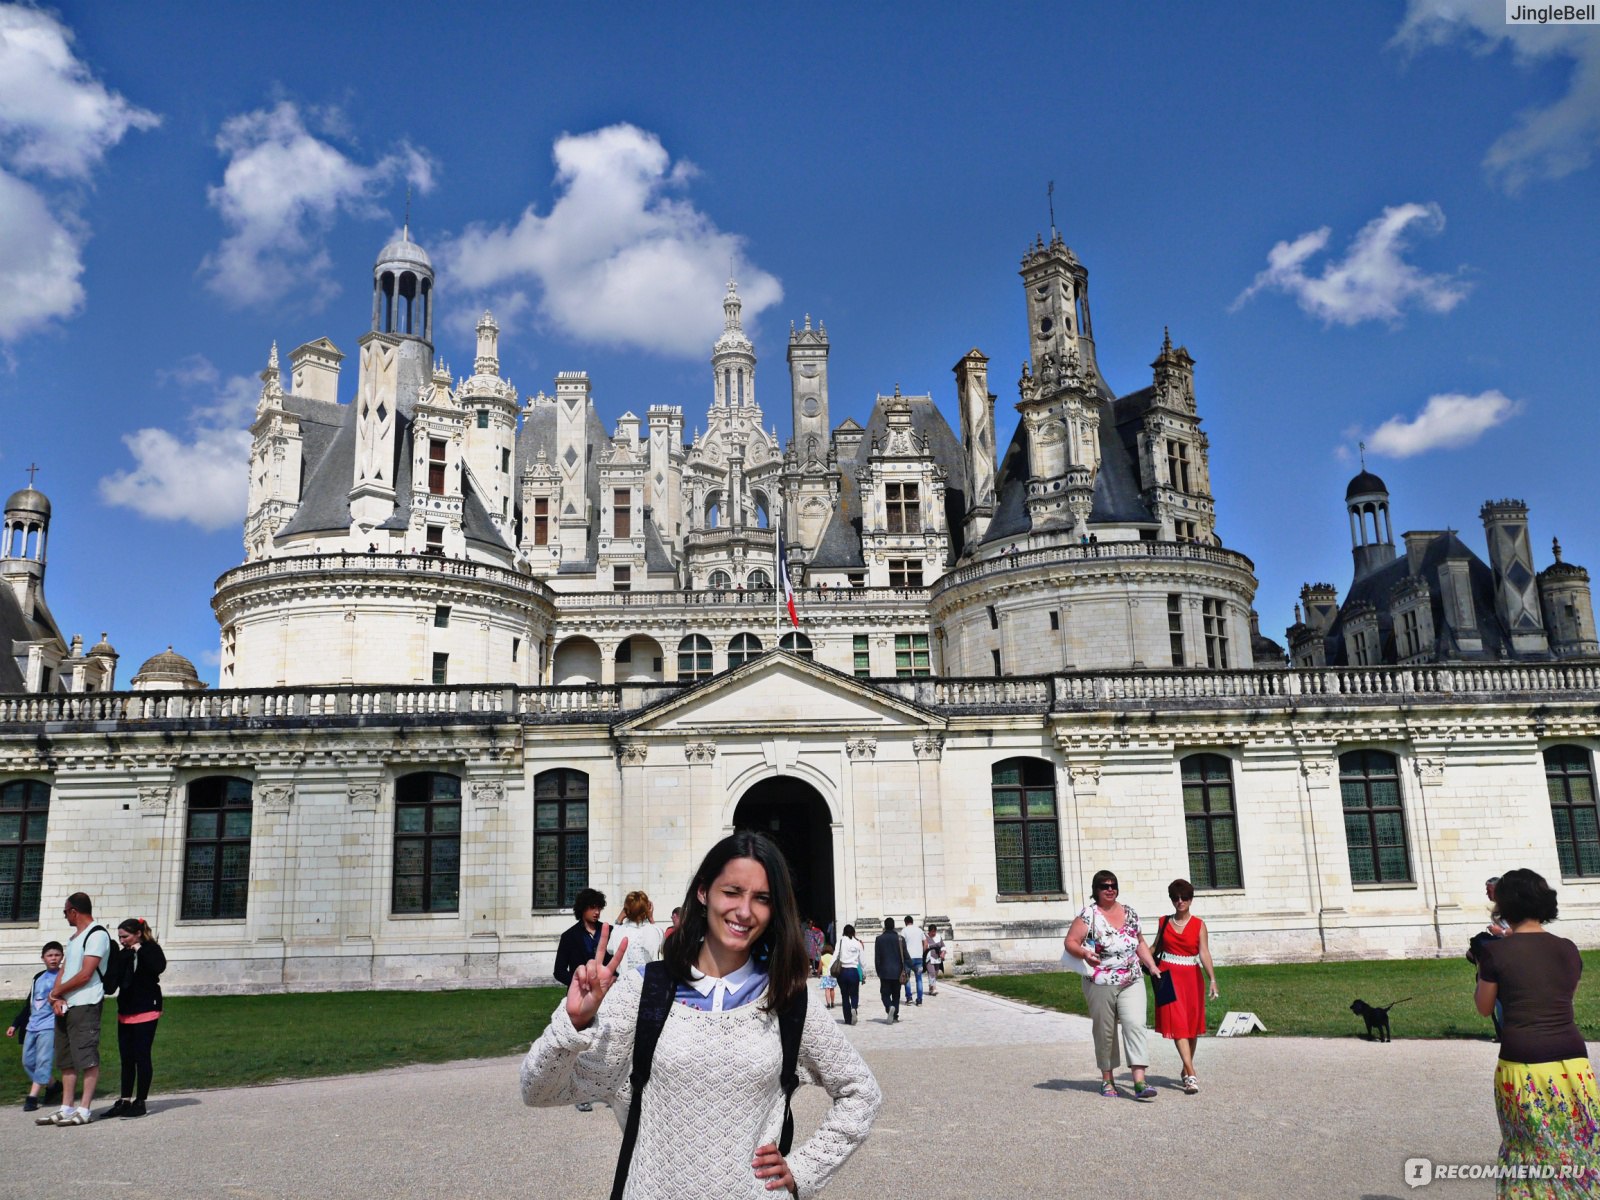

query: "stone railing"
(214, 552), (553, 599)
(552, 586), (928, 612)
(931, 540), (1258, 595)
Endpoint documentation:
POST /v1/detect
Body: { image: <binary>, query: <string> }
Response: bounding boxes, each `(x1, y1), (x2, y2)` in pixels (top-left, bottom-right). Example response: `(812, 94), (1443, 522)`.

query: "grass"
(3, 985), (566, 1096)
(963, 953), (1600, 1040)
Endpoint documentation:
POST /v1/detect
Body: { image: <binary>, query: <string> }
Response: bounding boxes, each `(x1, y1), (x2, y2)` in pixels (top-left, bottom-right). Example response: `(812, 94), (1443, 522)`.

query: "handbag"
(1061, 908), (1098, 977)
(1153, 969), (1178, 1007)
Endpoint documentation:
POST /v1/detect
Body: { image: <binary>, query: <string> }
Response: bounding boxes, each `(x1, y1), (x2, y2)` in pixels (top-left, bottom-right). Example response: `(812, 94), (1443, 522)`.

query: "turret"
(460, 310), (519, 531)
(1479, 499), (1549, 656)
(712, 279), (756, 410)
(788, 314), (830, 464)
(1346, 469), (1396, 580)
(1, 483), (50, 614)
(954, 348), (996, 548)
(1539, 539), (1599, 658)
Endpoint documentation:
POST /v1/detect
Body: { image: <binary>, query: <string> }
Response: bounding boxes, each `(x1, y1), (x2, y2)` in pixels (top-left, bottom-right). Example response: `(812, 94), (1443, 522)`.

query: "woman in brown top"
(1474, 868), (1598, 1197)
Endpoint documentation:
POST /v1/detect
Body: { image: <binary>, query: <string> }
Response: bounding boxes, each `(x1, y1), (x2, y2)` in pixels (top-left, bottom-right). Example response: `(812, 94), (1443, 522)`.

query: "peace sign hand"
(566, 923), (628, 1031)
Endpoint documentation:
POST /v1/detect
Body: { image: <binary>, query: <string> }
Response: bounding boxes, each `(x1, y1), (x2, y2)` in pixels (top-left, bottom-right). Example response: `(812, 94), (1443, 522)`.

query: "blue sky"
(1, 1), (1597, 681)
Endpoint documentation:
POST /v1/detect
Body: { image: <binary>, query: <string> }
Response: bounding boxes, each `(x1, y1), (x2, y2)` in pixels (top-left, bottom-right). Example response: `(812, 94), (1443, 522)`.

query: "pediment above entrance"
(615, 652), (943, 736)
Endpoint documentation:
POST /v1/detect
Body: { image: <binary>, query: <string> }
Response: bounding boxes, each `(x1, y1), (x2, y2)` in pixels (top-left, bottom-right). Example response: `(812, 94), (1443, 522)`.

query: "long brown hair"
(661, 831), (807, 1013)
(117, 917), (158, 947)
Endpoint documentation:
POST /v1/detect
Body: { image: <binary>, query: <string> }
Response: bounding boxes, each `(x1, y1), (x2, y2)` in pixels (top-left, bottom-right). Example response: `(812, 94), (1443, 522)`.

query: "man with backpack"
(36, 892), (115, 1126)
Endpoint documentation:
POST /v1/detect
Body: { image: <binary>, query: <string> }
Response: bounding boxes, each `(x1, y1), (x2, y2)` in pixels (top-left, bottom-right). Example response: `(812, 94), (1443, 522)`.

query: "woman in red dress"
(1152, 879), (1218, 1094)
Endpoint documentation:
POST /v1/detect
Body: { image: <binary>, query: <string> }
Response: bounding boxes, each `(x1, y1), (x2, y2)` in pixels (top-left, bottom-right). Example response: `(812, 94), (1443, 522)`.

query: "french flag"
(778, 528), (800, 628)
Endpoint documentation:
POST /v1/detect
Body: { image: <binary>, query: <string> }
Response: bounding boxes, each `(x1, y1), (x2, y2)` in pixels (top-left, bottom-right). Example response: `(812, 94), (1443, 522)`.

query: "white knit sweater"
(521, 969), (882, 1199)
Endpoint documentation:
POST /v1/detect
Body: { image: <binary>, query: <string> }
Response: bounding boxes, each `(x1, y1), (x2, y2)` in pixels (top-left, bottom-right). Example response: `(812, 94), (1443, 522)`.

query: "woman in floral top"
(1063, 869), (1164, 1100)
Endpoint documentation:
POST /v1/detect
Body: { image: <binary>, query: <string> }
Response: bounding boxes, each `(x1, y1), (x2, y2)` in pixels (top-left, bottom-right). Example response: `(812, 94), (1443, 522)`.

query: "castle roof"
(1345, 470), (1388, 500)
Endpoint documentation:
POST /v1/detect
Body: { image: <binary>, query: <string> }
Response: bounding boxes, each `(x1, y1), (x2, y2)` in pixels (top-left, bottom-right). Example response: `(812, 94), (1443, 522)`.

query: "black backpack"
(610, 960), (807, 1200)
(78, 926), (121, 996)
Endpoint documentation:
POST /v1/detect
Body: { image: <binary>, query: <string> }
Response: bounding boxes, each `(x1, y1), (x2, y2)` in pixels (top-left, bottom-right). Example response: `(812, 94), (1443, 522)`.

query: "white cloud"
(202, 101), (435, 308)
(0, 167), (84, 339)
(1232, 203), (1470, 326)
(1362, 389), (1523, 457)
(0, 4), (158, 180)
(1393, 1), (1600, 191)
(440, 124), (782, 357)
(0, 4), (155, 343)
(99, 359), (258, 530)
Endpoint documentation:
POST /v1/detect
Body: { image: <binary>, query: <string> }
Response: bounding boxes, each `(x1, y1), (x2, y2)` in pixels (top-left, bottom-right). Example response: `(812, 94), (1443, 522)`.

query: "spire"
(1554, 536), (1564, 563)
(723, 277), (743, 332)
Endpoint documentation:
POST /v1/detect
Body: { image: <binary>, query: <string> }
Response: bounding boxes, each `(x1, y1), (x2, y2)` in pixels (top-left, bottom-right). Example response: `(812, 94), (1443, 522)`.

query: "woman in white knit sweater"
(521, 831), (882, 1198)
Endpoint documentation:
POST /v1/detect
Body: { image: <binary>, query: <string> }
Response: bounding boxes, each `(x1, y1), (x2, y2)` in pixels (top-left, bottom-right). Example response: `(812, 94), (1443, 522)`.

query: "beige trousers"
(1082, 977), (1150, 1071)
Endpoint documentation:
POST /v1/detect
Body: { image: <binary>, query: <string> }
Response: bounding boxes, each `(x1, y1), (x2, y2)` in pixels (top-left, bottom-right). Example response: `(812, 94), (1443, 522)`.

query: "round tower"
(1345, 469), (1396, 579)
(712, 279), (756, 408)
(371, 228), (434, 343)
(1, 484), (50, 612)
(1539, 539), (1599, 658)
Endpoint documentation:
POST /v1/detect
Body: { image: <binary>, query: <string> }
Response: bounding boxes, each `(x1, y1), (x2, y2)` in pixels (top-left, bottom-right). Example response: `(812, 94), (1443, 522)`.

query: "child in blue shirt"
(6, 941), (64, 1113)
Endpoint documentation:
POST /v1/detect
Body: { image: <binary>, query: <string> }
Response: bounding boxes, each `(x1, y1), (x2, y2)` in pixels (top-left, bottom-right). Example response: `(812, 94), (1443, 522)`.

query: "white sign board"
(1215, 1010), (1266, 1037)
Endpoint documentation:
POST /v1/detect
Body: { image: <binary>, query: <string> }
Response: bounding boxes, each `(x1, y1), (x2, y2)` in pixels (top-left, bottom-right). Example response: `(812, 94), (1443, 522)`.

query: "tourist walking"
(874, 918), (907, 1023)
(37, 892), (111, 1126)
(1063, 870), (1163, 1101)
(834, 924), (864, 1025)
(925, 924), (945, 995)
(613, 891), (665, 970)
(1151, 880), (1218, 1094)
(105, 918), (165, 1119)
(901, 916), (927, 1005)
(1473, 868), (1599, 1196)
(804, 918), (826, 974)
(520, 831), (881, 1198)
(552, 887), (610, 1112)
(819, 944), (838, 1010)
(7, 940), (63, 1112)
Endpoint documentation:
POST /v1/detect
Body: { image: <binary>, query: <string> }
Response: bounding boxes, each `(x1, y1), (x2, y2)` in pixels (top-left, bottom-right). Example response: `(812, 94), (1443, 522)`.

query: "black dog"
(1350, 998), (1408, 1042)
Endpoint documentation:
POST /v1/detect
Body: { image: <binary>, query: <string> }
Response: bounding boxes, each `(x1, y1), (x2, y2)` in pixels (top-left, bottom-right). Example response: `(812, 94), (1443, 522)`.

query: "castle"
(3, 229), (1597, 992)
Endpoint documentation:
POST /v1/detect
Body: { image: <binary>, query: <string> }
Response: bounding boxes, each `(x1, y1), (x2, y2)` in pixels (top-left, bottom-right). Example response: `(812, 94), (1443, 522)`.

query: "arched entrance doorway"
(733, 778), (835, 930)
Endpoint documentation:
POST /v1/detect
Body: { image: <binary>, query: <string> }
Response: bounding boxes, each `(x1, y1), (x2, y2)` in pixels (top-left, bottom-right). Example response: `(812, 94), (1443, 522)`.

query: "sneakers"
(123, 1100), (147, 1119)
(1099, 1080), (1120, 1099)
(36, 1107), (72, 1126)
(59, 1108), (92, 1125)
(104, 1100), (129, 1119)
(1131, 1082), (1159, 1102)
(1181, 1075), (1200, 1094)
(23, 1096), (39, 1113)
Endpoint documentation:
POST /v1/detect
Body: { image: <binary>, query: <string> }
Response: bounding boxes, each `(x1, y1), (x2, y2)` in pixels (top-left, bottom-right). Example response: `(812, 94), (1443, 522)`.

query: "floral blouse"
(1077, 903), (1143, 987)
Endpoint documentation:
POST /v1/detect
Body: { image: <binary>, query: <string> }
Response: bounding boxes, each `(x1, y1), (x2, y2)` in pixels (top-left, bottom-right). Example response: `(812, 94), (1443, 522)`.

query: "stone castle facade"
(2, 229), (1597, 994)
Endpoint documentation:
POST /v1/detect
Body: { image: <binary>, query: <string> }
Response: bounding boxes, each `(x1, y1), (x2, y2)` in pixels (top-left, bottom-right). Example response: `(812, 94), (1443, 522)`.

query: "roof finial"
(1162, 326), (1172, 355)
(26, 462), (39, 486)
(1358, 440), (1366, 469)
(1047, 180), (1056, 239)
(404, 183), (412, 240)
(1553, 536), (1564, 563)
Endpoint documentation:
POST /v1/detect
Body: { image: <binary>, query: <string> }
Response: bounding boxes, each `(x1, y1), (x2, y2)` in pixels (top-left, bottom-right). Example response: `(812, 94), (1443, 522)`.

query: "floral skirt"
(1494, 1057), (1600, 1198)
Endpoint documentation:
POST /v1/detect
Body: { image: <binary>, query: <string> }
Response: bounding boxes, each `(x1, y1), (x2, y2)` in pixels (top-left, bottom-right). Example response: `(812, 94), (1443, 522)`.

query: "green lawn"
(4, 986), (566, 1096)
(963, 953), (1600, 1040)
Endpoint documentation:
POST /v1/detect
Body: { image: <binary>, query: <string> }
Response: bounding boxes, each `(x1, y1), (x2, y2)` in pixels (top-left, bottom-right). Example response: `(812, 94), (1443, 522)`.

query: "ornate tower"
(460, 310), (519, 533)
(1539, 539), (1600, 658)
(954, 348), (996, 549)
(1346, 470), (1396, 580)
(712, 279), (756, 410)
(788, 314), (830, 465)
(1, 483), (50, 615)
(1480, 500), (1549, 655)
(1138, 331), (1215, 544)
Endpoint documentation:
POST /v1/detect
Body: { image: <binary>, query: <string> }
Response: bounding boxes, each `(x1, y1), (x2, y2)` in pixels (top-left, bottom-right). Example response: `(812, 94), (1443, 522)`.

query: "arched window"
(1545, 746), (1600, 878)
(1180, 755), (1242, 890)
(779, 632), (813, 660)
(728, 633), (762, 668)
(0, 780), (49, 922)
(182, 776), (252, 921)
(678, 634), (712, 681)
(1339, 750), (1411, 884)
(535, 769), (589, 910)
(747, 569), (772, 591)
(394, 772), (461, 914)
(991, 758), (1061, 895)
(709, 570), (732, 591)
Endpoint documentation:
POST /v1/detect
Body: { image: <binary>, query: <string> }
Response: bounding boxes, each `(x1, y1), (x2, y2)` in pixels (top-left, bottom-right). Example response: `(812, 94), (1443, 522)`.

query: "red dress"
(1152, 914), (1207, 1039)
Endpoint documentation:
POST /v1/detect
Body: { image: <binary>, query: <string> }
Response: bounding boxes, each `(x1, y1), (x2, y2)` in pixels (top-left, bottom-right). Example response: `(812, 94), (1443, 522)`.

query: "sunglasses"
(1096, 883), (1119, 892)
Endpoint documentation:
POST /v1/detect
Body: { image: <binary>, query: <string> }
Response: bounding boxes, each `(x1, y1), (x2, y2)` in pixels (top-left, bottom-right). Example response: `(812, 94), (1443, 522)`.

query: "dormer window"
(428, 439), (447, 495)
(886, 482), (921, 534)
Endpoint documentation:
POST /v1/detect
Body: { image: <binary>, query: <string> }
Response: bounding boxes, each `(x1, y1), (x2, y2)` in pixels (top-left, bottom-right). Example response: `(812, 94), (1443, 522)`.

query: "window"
(501, 448), (511, 473)
(728, 633), (762, 668)
(614, 490), (630, 538)
(1545, 746), (1600, 878)
(991, 758), (1061, 894)
(613, 565), (631, 593)
(534, 769), (589, 910)
(434, 605), (451, 628)
(1399, 609), (1422, 659)
(0, 780), (49, 922)
(426, 525), (444, 554)
(533, 498), (549, 546)
(987, 605), (999, 630)
(992, 648), (1002, 676)
(432, 652), (448, 685)
(1166, 439), (1192, 491)
(512, 637), (520, 663)
(894, 633), (930, 677)
(1339, 750), (1412, 885)
(1352, 630), (1372, 667)
(1181, 755), (1242, 889)
(393, 772), (461, 914)
(886, 482), (921, 533)
(1202, 599), (1229, 668)
(847, 573), (866, 589)
(1050, 611), (1060, 631)
(779, 632), (813, 660)
(853, 635), (871, 677)
(616, 640), (632, 664)
(1175, 519), (1198, 543)
(1168, 594), (1185, 667)
(709, 570), (732, 591)
(181, 777), (252, 921)
(428, 439), (447, 495)
(678, 635), (712, 681)
(747, 569), (772, 591)
(889, 559), (923, 588)
(476, 409), (489, 429)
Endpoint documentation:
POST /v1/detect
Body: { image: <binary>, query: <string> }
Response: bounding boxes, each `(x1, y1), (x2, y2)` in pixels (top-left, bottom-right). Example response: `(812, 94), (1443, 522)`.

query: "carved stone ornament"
(470, 780), (505, 809)
(844, 738), (878, 761)
(912, 734), (945, 760)
(347, 782), (380, 809)
(684, 742), (717, 764)
(1416, 757), (1446, 786)
(618, 741), (649, 766)
(137, 785), (173, 813)
(1301, 760), (1336, 784)
(1068, 764), (1102, 791)
(259, 783), (295, 810)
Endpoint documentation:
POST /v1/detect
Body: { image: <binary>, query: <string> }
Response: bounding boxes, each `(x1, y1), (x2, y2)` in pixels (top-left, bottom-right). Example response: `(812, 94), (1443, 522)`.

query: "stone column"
(616, 739), (650, 887)
(911, 733), (946, 920)
(844, 737), (879, 918)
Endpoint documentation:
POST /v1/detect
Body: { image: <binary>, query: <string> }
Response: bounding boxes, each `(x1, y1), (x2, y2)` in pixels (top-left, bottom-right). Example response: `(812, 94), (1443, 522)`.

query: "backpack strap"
(776, 984), (809, 1156)
(610, 962), (674, 1200)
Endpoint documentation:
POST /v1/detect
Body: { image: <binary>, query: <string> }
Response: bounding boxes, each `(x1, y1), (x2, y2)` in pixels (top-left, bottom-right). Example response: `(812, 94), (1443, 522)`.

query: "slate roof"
(0, 581), (64, 692)
(808, 394), (969, 570)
